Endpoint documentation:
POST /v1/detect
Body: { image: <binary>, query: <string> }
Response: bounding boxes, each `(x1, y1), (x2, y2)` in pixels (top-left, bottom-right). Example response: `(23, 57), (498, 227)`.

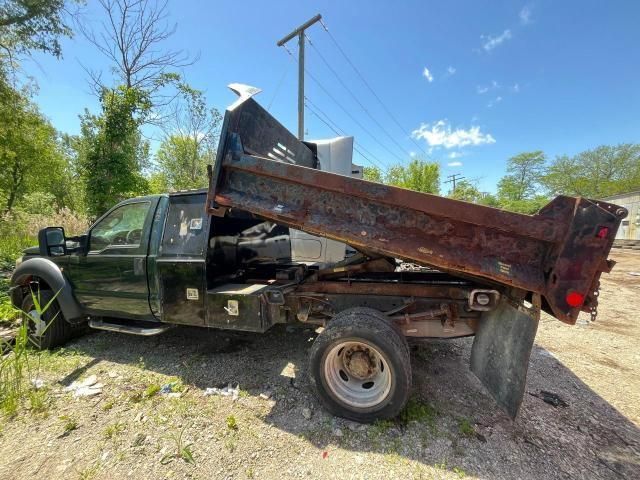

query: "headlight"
(15, 256), (23, 267)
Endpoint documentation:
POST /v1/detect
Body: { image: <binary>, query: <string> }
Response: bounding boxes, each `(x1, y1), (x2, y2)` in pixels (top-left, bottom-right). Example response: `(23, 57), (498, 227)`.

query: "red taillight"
(565, 291), (585, 308)
(597, 226), (609, 239)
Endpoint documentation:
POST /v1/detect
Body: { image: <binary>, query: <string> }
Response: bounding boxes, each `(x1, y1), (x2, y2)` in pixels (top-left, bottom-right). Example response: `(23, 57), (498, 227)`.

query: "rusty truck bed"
(207, 91), (627, 325)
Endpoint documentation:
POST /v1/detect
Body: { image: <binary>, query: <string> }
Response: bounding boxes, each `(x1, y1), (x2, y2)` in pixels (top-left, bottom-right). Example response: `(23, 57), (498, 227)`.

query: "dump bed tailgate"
(207, 92), (627, 324)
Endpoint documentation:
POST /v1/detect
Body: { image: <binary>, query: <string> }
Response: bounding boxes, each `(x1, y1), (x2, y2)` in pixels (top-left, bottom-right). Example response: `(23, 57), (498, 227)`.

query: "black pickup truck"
(10, 86), (626, 422)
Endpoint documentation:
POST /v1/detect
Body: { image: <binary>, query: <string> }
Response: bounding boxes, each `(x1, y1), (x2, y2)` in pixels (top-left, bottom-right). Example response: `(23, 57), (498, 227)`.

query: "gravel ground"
(0, 251), (638, 479)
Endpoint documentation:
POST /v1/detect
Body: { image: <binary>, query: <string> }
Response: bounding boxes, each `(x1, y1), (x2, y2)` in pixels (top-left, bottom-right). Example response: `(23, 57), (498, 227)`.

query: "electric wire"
(267, 60), (292, 112)
(305, 102), (386, 172)
(282, 44), (406, 164)
(305, 33), (416, 160)
(304, 96), (390, 171)
(319, 18), (430, 158)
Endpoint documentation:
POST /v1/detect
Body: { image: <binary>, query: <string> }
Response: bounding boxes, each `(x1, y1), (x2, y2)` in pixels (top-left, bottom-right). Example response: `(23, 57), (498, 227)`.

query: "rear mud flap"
(470, 296), (540, 418)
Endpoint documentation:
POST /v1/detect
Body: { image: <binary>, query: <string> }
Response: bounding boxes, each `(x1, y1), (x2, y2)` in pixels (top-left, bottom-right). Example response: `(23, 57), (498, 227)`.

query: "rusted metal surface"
(208, 95), (627, 325)
(294, 282), (472, 300)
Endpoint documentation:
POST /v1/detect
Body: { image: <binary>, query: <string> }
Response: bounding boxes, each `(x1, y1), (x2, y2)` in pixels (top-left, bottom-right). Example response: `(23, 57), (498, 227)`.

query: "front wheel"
(309, 307), (411, 423)
(21, 289), (74, 350)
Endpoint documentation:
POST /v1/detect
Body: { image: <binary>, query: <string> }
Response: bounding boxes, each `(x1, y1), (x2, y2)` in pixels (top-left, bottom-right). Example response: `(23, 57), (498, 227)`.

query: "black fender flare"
(10, 257), (84, 323)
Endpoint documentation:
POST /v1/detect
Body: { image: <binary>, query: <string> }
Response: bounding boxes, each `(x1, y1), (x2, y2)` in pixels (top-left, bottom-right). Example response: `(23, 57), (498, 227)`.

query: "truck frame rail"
(207, 90), (626, 325)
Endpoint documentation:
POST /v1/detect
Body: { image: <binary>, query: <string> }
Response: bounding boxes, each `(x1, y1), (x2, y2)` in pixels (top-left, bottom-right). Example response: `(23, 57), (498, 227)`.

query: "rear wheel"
(309, 307), (411, 423)
(21, 289), (74, 350)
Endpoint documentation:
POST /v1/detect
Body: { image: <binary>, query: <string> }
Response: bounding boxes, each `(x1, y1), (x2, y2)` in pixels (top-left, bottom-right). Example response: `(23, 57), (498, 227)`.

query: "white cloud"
(448, 151), (464, 159)
(511, 83), (520, 93)
(481, 29), (512, 51)
(412, 120), (496, 149)
(446, 66), (456, 76)
(519, 6), (532, 25)
(487, 96), (503, 108)
(422, 67), (434, 82)
(447, 161), (463, 167)
(477, 80), (499, 94)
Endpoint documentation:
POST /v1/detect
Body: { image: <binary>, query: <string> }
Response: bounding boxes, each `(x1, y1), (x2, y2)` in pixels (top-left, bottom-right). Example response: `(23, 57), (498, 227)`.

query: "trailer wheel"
(309, 307), (411, 423)
(21, 290), (73, 350)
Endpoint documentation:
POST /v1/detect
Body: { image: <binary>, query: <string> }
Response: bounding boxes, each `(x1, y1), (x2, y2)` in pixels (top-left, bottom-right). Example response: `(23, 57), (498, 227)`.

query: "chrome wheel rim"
(323, 340), (392, 409)
(27, 309), (46, 337)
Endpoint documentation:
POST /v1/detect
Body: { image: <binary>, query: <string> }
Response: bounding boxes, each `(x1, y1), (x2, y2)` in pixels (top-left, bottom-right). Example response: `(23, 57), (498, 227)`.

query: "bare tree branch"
(78, 0), (195, 96)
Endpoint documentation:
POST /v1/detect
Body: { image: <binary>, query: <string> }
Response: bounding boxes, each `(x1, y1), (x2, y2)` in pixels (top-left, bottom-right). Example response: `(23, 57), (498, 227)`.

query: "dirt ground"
(0, 251), (638, 480)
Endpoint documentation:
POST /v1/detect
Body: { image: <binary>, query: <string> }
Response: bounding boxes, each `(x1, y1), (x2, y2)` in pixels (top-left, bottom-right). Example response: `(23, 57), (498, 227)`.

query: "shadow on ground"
(53, 323), (640, 480)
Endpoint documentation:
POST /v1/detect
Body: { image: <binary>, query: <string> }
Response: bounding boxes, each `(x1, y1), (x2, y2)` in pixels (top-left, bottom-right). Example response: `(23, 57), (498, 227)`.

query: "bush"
(0, 208), (90, 272)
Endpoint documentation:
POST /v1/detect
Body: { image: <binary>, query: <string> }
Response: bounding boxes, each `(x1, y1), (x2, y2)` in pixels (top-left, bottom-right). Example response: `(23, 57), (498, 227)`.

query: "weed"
(60, 415), (78, 434)
(102, 399), (115, 411)
(224, 437), (237, 452)
(144, 383), (161, 398)
(136, 356), (146, 370)
(104, 421), (126, 439)
(238, 389), (250, 398)
(399, 397), (437, 429)
(246, 467), (255, 478)
(452, 466), (467, 478)
(129, 392), (144, 403)
(0, 286), (61, 416)
(77, 462), (100, 480)
(27, 388), (49, 415)
(226, 414), (238, 430)
(458, 418), (475, 437)
(160, 425), (195, 465)
(370, 419), (394, 436)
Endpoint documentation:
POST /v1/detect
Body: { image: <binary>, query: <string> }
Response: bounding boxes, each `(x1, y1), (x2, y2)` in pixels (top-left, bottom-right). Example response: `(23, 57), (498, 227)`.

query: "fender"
(10, 257), (84, 323)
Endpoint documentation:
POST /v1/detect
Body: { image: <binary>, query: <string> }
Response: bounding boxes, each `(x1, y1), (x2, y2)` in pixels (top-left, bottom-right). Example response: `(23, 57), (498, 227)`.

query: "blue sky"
(25, 0), (640, 193)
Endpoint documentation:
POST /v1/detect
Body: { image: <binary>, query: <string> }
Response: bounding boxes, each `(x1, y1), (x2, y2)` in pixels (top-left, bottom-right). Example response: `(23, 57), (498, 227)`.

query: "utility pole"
(277, 14), (322, 140)
(445, 173), (465, 192)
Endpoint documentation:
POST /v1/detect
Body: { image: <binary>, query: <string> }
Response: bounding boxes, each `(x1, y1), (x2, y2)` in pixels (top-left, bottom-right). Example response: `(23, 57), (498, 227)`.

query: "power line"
(267, 59), (293, 111)
(318, 18), (430, 158)
(305, 33), (416, 160)
(304, 96), (390, 170)
(304, 98), (389, 172)
(282, 45), (407, 164)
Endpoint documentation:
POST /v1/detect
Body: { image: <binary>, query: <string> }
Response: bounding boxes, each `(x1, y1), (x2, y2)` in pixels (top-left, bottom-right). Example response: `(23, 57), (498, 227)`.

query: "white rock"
(302, 408), (312, 420)
(333, 428), (343, 437)
(259, 391), (273, 400)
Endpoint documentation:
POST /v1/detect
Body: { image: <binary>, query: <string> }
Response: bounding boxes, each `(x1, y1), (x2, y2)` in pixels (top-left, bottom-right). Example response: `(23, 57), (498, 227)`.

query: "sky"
(24, 0), (640, 193)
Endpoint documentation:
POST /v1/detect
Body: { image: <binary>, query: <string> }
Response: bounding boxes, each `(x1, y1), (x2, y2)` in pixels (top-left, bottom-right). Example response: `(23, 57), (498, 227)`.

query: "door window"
(90, 202), (151, 252)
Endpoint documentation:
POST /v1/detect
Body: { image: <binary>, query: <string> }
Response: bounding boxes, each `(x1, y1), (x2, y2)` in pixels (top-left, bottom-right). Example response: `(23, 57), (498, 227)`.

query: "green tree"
(152, 85), (221, 192)
(448, 179), (482, 203)
(542, 144), (640, 198)
(0, 80), (68, 213)
(0, 0), (75, 63)
(154, 134), (214, 191)
(386, 158), (440, 194)
(496, 151), (548, 213)
(77, 86), (151, 217)
(497, 151), (546, 202)
(363, 166), (384, 183)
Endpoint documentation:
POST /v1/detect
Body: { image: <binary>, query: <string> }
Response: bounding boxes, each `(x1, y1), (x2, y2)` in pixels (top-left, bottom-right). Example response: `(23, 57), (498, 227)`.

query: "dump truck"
(10, 86), (627, 422)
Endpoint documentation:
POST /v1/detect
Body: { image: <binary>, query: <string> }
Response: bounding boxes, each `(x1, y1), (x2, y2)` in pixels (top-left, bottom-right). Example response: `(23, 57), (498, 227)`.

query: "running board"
(88, 319), (173, 336)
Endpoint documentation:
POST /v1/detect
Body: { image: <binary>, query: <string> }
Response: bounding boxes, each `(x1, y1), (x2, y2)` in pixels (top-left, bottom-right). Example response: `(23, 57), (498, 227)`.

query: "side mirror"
(38, 227), (67, 257)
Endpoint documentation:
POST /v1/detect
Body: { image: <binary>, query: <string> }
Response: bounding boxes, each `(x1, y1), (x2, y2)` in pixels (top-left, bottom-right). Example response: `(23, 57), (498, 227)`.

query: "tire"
(21, 289), (74, 350)
(309, 307), (411, 423)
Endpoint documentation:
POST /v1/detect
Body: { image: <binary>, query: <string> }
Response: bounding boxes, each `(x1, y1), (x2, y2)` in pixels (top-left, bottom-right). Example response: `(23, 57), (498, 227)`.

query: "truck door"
(68, 198), (158, 320)
(155, 193), (209, 326)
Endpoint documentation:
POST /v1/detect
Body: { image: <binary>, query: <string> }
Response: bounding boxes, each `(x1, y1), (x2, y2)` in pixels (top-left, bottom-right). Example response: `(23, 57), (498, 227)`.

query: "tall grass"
(0, 288), (59, 417)
(0, 208), (90, 272)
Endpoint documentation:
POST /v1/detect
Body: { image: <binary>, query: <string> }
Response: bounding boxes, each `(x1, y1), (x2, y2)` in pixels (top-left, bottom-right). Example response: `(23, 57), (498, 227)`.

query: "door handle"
(133, 257), (145, 276)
